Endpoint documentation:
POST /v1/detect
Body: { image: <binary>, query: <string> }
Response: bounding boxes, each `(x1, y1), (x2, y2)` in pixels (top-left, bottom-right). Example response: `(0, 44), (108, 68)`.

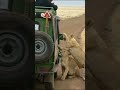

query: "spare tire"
(35, 31), (54, 63)
(0, 11), (34, 86)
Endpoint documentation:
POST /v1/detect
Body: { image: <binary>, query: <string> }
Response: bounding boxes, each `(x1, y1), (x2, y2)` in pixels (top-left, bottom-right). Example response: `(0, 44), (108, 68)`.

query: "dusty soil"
(57, 7), (85, 20)
(59, 14), (85, 35)
(55, 78), (85, 90)
(59, 14), (85, 48)
(54, 15), (85, 90)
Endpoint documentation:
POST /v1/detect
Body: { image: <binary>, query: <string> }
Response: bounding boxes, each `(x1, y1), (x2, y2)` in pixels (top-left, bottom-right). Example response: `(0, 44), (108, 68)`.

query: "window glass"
(35, 24), (39, 31)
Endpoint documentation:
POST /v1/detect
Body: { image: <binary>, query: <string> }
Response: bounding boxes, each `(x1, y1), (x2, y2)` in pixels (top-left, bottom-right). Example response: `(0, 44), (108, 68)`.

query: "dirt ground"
(59, 14), (85, 48)
(59, 14), (85, 35)
(54, 14), (85, 90)
(57, 7), (85, 20)
(54, 78), (85, 90)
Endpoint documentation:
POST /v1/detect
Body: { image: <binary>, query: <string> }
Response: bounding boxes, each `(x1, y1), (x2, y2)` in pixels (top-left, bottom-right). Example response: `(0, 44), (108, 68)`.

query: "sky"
(52, 0), (85, 7)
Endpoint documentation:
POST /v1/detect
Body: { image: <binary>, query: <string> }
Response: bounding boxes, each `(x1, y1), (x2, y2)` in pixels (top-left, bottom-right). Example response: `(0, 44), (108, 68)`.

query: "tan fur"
(60, 48), (69, 80)
(61, 33), (85, 80)
(60, 48), (85, 80)
(63, 33), (85, 69)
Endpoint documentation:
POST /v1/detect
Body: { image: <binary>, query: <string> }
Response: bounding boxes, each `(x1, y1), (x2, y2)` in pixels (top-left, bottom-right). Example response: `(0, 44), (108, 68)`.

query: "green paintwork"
(35, 6), (57, 73)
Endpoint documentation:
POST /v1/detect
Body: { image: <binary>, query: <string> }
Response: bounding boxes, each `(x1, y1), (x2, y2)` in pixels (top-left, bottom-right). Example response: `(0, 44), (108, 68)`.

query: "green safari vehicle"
(35, 6), (63, 90)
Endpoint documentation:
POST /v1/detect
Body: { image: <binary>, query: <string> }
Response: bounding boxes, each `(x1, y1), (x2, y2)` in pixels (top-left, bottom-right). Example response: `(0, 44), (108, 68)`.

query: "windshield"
(0, 0), (9, 9)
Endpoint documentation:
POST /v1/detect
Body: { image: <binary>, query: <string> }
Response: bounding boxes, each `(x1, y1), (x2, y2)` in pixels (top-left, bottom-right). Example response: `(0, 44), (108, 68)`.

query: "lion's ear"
(62, 33), (67, 40)
(69, 34), (74, 39)
(63, 33), (67, 37)
(71, 34), (74, 37)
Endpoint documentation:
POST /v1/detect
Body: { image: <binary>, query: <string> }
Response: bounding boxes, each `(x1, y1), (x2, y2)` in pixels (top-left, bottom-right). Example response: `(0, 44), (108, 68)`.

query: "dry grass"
(57, 6), (85, 20)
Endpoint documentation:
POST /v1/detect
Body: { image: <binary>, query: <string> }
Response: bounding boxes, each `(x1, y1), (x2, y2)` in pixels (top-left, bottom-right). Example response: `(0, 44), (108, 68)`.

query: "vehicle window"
(35, 22), (40, 31)
(35, 24), (39, 31)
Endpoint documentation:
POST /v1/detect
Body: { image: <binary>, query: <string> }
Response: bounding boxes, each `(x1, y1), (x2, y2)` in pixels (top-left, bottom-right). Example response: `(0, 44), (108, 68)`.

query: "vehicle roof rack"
(35, 6), (54, 10)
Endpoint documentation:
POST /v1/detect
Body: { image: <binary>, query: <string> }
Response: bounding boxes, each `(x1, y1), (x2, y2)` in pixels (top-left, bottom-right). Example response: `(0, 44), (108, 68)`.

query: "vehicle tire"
(45, 82), (53, 90)
(0, 11), (34, 86)
(35, 31), (54, 63)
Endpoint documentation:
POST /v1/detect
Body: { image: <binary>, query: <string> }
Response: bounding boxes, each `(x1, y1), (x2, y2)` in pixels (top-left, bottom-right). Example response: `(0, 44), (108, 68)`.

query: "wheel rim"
(35, 39), (47, 54)
(0, 33), (25, 66)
